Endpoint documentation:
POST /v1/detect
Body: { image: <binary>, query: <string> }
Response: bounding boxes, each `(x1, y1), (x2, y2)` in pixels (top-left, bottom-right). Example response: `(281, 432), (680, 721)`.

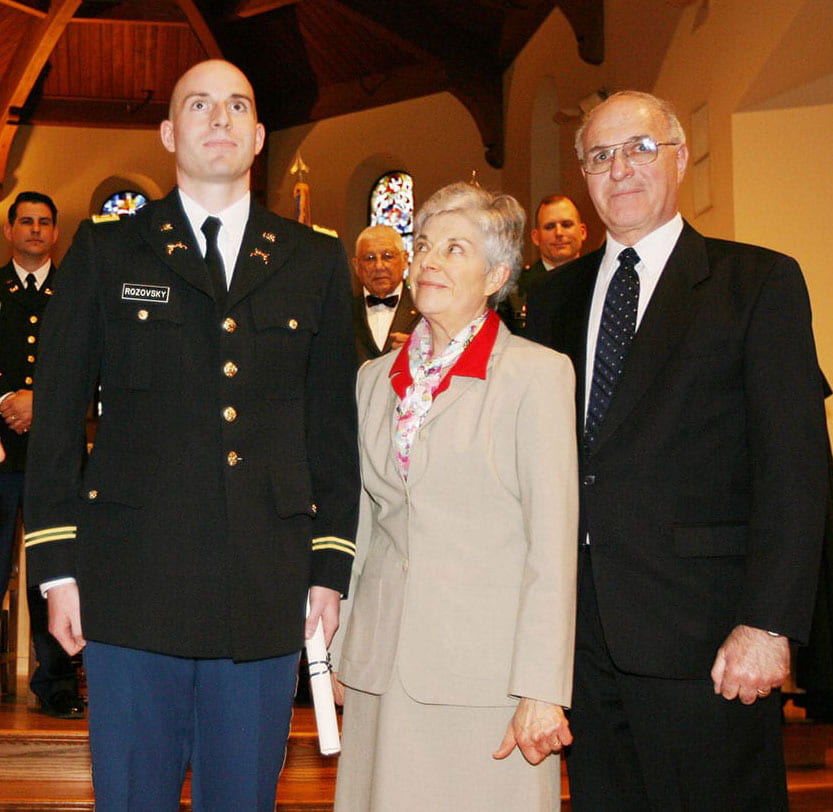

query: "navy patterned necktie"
(584, 247), (640, 450)
(201, 216), (227, 307)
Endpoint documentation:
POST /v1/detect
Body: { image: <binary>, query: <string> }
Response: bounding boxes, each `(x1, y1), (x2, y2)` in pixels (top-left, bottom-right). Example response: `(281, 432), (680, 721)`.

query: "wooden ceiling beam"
(335, 0), (503, 77)
(22, 97), (170, 129)
(0, 0), (44, 18)
(328, 0), (432, 64)
(175, 0), (223, 58)
(330, 0), (506, 167)
(0, 0), (81, 197)
(556, 0), (604, 65)
(234, 0), (298, 18)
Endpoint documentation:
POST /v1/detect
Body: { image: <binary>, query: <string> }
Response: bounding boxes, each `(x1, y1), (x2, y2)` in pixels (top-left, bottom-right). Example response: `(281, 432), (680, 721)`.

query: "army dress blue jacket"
(23, 190), (360, 662)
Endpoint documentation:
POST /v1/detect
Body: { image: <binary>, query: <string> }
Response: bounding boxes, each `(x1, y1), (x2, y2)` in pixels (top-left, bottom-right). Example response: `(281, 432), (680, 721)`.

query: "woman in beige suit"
(332, 182), (578, 811)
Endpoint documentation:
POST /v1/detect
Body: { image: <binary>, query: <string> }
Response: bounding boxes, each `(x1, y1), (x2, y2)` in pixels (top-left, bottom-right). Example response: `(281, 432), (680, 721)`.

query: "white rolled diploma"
(305, 616), (341, 755)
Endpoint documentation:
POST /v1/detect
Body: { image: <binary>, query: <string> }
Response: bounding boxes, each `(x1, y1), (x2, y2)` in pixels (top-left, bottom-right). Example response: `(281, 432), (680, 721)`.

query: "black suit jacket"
(23, 190), (360, 662)
(352, 284), (420, 364)
(527, 222), (828, 678)
(0, 261), (57, 472)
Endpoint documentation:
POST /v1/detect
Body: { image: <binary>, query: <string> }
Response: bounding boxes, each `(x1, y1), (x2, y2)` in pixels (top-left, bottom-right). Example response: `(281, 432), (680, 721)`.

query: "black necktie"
(366, 294), (399, 308)
(201, 216), (226, 308)
(25, 273), (38, 301)
(584, 247), (640, 450)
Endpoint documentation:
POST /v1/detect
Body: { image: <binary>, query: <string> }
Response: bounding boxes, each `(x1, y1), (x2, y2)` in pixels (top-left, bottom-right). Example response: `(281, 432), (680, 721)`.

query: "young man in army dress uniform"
(24, 61), (359, 810)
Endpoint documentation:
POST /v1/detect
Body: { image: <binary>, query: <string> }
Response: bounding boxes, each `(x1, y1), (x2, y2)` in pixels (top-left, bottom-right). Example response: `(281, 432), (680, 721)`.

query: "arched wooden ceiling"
(0, 0), (603, 192)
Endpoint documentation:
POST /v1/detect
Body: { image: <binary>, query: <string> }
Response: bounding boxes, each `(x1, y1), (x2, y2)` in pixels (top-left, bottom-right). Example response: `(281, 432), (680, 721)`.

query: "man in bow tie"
(352, 225), (420, 363)
(23, 60), (359, 810)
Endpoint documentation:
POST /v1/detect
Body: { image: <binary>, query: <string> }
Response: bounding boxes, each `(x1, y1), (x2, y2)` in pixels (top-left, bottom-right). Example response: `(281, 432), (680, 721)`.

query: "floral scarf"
(393, 311), (489, 479)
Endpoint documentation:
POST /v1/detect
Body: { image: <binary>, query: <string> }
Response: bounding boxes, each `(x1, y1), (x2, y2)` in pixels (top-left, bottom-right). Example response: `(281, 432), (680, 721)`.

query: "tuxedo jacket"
(336, 323), (578, 707)
(0, 261), (57, 472)
(23, 190), (360, 662)
(352, 284), (420, 364)
(527, 222), (828, 678)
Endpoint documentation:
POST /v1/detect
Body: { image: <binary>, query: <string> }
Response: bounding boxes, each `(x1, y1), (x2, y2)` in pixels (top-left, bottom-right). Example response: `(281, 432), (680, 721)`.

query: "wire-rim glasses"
(582, 136), (680, 174)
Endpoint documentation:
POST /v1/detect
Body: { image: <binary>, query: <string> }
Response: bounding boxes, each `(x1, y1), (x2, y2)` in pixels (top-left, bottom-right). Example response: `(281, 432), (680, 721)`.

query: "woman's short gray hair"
(414, 182), (526, 306)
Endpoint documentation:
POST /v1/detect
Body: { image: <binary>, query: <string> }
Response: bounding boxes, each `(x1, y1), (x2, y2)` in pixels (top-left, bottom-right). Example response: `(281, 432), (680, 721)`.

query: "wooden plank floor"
(1, 678), (831, 810)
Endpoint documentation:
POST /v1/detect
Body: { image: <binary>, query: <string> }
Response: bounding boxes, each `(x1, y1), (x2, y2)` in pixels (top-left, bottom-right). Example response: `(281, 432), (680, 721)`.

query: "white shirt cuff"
(40, 576), (77, 598)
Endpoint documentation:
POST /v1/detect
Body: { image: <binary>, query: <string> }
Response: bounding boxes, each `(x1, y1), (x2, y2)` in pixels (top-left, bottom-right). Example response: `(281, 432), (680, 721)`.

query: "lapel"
(139, 190), (213, 298)
(226, 204), (295, 310)
(384, 285), (419, 352)
(590, 222), (711, 452)
(353, 293), (377, 356)
(0, 261), (57, 306)
(551, 249), (602, 432)
(1, 262), (25, 303)
(403, 324), (508, 489)
(138, 192), (296, 308)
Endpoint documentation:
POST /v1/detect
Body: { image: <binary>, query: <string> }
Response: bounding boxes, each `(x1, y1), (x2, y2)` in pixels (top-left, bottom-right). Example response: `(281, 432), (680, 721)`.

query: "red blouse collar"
(389, 309), (501, 399)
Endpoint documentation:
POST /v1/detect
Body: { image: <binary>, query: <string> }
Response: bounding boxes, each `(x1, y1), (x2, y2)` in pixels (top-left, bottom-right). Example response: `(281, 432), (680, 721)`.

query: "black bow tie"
(366, 294), (399, 308)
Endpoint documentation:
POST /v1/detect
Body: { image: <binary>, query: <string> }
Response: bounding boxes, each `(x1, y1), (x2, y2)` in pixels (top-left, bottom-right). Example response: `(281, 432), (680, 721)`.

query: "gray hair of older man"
(574, 90), (687, 162)
(414, 182), (525, 306)
(353, 223), (405, 255)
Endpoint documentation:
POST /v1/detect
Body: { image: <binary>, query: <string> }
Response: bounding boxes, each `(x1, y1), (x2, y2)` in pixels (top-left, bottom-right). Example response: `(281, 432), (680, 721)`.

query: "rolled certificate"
(305, 616), (341, 755)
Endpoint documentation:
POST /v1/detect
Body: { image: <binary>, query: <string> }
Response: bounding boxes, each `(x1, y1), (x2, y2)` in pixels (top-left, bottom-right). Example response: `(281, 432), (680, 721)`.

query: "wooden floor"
(0, 678), (831, 810)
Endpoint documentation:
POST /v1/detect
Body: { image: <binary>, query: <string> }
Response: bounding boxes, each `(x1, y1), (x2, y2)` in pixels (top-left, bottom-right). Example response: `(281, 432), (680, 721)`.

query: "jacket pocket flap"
(251, 294), (320, 333)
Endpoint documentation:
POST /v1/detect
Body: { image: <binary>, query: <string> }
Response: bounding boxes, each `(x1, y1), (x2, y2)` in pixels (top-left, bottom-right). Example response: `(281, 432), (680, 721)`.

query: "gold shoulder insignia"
(92, 213), (121, 224)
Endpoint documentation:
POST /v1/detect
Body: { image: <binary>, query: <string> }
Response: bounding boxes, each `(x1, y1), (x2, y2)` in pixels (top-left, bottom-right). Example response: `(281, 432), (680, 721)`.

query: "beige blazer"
(335, 322), (578, 708)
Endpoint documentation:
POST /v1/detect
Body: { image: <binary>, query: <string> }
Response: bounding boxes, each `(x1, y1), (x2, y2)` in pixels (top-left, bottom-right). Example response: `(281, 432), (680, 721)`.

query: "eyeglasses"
(581, 136), (680, 174)
(358, 251), (399, 265)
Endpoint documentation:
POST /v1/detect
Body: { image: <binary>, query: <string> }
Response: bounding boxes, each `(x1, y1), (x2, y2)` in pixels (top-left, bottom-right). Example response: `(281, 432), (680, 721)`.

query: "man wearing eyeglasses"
(352, 225), (419, 363)
(527, 90), (828, 810)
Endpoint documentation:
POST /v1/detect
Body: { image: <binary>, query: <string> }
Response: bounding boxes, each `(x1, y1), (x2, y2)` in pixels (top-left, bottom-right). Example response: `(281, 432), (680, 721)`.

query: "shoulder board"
(91, 213), (121, 224)
(312, 224), (338, 237)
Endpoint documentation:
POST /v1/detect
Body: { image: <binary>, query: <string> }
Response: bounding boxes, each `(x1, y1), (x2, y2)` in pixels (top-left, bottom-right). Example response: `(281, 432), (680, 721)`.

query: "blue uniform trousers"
(84, 641), (299, 812)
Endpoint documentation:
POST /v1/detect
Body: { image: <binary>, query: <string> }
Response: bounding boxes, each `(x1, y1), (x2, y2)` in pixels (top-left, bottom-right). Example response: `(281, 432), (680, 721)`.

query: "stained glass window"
(369, 171), (414, 256)
(101, 190), (148, 217)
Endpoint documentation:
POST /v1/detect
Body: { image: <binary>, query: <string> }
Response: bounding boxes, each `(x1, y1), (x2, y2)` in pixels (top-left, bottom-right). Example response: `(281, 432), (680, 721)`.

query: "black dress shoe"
(38, 690), (85, 719)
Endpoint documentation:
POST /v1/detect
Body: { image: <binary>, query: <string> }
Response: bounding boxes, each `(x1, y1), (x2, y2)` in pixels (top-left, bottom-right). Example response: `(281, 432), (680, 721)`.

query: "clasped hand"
(493, 698), (572, 765)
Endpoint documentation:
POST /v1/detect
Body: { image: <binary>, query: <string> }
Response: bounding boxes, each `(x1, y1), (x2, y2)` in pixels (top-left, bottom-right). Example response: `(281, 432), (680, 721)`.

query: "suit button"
(29, 315), (38, 324)
(287, 318), (298, 330)
(27, 355), (35, 363)
(310, 503), (317, 514)
(583, 475), (596, 486)
(223, 361), (238, 378)
(137, 309), (149, 321)
(222, 406), (237, 422)
(222, 318), (237, 333)
(226, 451), (240, 466)
(24, 376), (33, 385)
(401, 559), (409, 572)
(88, 490), (98, 500)
(27, 335), (36, 344)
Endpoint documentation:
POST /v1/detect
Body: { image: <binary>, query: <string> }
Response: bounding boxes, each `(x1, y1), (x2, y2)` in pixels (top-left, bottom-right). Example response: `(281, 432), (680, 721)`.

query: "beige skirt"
(334, 670), (562, 811)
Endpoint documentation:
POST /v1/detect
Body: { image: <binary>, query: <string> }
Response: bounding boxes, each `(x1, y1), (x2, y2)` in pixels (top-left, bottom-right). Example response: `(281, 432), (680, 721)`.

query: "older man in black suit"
(527, 90), (828, 811)
(23, 60), (359, 810)
(352, 224), (419, 364)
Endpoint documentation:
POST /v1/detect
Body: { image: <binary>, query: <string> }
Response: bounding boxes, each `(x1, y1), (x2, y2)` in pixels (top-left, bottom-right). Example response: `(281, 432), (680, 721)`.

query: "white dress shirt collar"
(584, 213), (684, 418)
(177, 188), (250, 286)
(12, 259), (52, 290)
